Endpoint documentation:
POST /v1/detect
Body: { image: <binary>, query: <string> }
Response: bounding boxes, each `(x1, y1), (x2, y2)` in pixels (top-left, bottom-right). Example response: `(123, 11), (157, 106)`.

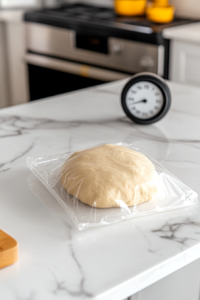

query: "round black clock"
(121, 72), (171, 125)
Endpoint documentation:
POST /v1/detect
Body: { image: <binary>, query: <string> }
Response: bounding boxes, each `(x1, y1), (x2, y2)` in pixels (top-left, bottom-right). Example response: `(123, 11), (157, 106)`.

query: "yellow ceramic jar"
(114, 0), (147, 16)
(146, 4), (175, 23)
(153, 0), (169, 7)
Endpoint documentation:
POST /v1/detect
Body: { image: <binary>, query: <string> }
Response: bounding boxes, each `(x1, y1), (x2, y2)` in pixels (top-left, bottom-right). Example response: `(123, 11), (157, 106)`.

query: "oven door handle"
(24, 54), (129, 82)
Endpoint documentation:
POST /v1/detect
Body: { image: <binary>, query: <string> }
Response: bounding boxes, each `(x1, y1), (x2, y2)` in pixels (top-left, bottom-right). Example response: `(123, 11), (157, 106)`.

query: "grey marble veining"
(152, 218), (200, 245)
(1, 79), (200, 300)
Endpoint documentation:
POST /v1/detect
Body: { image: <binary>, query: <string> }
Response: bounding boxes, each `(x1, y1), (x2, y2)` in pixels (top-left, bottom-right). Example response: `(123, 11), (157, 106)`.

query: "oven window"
(28, 64), (106, 101)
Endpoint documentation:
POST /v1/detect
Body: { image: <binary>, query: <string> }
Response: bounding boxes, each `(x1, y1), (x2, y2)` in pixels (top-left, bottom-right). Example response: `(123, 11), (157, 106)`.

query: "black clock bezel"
(121, 73), (171, 125)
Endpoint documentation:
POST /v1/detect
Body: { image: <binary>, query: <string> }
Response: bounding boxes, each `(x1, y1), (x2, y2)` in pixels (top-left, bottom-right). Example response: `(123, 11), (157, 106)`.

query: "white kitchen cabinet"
(128, 259), (200, 300)
(5, 19), (29, 105)
(0, 22), (10, 108)
(0, 10), (29, 108)
(163, 23), (200, 87)
(169, 40), (200, 86)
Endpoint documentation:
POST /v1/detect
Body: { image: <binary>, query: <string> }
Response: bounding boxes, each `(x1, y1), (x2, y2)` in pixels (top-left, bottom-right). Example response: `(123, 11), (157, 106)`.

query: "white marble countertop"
(163, 22), (200, 43)
(1, 79), (200, 300)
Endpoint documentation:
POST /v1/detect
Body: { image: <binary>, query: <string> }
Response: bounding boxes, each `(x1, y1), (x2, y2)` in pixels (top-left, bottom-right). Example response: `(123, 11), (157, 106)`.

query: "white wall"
(170, 0), (200, 19)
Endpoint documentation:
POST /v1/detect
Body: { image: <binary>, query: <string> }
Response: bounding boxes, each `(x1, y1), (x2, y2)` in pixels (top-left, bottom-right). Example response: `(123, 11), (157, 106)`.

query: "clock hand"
(132, 99), (147, 105)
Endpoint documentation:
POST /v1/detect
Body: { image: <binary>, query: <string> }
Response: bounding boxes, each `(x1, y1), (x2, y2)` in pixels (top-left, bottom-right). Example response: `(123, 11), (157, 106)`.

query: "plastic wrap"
(27, 143), (198, 230)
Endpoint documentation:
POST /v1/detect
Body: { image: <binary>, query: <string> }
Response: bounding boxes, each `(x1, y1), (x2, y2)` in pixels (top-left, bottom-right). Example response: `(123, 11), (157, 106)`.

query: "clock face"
(125, 81), (164, 120)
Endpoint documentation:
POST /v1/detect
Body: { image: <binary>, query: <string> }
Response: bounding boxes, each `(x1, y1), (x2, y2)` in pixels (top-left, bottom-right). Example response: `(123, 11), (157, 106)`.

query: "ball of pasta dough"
(61, 144), (158, 208)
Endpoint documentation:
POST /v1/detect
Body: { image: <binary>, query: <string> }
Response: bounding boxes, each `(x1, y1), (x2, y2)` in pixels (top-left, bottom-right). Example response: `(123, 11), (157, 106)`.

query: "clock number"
(155, 92), (159, 96)
(154, 106), (158, 109)
(144, 85), (149, 89)
(131, 90), (137, 94)
(137, 86), (142, 90)
(136, 110), (140, 114)
(156, 100), (161, 103)
(128, 97), (134, 100)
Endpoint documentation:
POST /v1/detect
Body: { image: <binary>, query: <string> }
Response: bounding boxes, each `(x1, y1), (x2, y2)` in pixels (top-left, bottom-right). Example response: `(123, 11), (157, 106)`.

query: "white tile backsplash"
(0, 0), (38, 7)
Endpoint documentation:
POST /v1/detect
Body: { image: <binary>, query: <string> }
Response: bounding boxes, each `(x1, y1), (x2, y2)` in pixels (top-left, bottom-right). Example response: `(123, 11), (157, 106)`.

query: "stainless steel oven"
(25, 23), (164, 101)
(24, 4), (195, 101)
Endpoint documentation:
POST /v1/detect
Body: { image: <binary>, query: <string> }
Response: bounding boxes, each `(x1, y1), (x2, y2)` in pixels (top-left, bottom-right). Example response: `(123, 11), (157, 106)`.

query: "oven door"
(25, 54), (129, 101)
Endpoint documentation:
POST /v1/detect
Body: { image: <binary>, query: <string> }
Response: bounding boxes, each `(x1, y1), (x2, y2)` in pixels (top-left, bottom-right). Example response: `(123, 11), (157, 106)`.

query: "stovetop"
(24, 3), (197, 44)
